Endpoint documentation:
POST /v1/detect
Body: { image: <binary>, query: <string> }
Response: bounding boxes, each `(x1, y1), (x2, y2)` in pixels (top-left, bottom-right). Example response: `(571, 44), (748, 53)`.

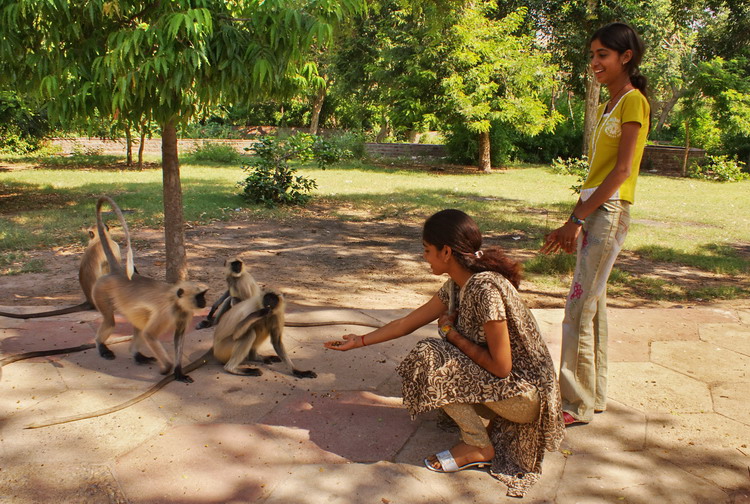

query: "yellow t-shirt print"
(584, 89), (650, 204)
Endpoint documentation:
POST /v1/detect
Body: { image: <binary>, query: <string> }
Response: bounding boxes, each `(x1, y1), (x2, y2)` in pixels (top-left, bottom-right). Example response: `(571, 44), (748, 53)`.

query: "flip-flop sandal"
(423, 450), (490, 473)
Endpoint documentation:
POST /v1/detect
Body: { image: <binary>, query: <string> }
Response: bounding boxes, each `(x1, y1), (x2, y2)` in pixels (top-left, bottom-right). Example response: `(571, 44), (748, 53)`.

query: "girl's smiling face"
(590, 38), (631, 86)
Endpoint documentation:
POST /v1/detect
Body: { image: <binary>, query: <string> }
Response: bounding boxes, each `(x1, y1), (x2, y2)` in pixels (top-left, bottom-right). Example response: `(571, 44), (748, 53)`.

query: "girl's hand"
(556, 221), (582, 253)
(323, 334), (361, 351)
(540, 227), (563, 255)
(438, 311), (456, 327)
(541, 223), (580, 254)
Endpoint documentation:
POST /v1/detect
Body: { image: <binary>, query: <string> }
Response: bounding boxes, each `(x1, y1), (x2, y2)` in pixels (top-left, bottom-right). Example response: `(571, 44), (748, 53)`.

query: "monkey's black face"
(195, 291), (208, 309)
(262, 292), (280, 310)
(230, 260), (243, 274)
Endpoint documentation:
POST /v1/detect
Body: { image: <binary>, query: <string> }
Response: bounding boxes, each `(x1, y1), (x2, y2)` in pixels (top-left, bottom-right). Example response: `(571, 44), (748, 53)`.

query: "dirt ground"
(0, 200), (747, 315)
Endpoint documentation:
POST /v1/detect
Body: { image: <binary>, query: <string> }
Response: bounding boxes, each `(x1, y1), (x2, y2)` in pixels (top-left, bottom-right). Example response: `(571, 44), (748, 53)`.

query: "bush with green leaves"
(688, 154), (748, 182)
(183, 141), (244, 164)
(550, 155), (589, 193)
(0, 92), (49, 154)
(239, 133), (348, 207)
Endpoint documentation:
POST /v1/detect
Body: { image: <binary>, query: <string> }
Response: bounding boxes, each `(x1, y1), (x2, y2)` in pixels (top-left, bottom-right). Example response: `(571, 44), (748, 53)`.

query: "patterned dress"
(397, 271), (565, 497)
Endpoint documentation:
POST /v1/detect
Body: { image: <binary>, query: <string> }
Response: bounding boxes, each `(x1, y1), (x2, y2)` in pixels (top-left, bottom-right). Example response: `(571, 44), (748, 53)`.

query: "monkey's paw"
(293, 369), (317, 379)
(134, 352), (157, 365)
(98, 345), (115, 360)
(195, 319), (213, 330)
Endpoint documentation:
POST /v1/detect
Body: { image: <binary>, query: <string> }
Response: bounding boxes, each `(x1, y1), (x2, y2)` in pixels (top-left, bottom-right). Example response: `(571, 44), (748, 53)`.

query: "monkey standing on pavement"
(196, 256), (259, 329)
(92, 196), (208, 383)
(0, 225), (123, 319)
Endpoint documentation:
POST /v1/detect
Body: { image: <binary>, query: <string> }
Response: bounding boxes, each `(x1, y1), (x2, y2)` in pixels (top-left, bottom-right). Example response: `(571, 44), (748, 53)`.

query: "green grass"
(1, 154), (748, 302)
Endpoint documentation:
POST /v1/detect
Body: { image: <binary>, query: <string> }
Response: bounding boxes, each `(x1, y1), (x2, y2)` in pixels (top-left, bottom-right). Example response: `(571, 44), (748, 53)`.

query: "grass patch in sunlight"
(1, 157), (748, 303)
(0, 252), (45, 275)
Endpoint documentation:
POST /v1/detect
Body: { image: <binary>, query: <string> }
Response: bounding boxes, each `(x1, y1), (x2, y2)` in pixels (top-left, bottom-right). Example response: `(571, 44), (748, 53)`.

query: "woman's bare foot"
(426, 442), (495, 471)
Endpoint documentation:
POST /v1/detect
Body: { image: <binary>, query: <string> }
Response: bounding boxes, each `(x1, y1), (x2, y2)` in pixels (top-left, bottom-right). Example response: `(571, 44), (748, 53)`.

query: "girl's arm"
(445, 320), (512, 378)
(324, 294), (447, 351)
(542, 121), (641, 254)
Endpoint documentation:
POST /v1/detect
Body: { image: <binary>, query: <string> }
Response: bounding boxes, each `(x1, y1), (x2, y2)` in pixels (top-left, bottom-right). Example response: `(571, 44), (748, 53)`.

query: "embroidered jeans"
(559, 200), (630, 422)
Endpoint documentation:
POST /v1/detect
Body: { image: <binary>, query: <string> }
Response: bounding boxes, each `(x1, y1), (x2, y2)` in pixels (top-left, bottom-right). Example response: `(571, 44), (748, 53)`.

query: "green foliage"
(551, 155), (589, 194)
(0, 92), (49, 154)
(183, 142), (244, 164)
(239, 133), (348, 207)
(688, 154), (748, 182)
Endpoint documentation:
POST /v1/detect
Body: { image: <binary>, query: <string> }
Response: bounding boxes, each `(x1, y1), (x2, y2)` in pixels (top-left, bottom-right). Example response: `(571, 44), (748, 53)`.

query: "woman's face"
(590, 38), (631, 86)
(423, 241), (449, 275)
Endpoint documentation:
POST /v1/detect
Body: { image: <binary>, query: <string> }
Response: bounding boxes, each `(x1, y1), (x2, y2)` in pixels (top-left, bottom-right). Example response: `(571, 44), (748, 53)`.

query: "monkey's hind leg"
(129, 329), (157, 365)
(224, 329), (262, 377)
(95, 306), (117, 361)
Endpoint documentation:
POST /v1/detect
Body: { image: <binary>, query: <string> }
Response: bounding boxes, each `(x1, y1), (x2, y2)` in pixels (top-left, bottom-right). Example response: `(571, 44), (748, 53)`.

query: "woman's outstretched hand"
(323, 334), (361, 351)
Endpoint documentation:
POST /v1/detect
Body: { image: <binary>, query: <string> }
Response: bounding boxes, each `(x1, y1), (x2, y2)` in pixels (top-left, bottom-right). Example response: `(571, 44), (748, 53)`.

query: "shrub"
(238, 133), (347, 207)
(550, 155), (589, 194)
(688, 154), (748, 182)
(183, 142), (244, 164)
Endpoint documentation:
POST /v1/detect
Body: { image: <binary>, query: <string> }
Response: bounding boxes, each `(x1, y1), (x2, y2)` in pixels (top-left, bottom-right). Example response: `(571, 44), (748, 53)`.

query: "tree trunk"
(478, 130), (491, 172)
(375, 122), (390, 143)
(309, 86), (326, 135)
(582, 69), (601, 155)
(125, 125), (133, 166)
(681, 119), (691, 177)
(137, 128), (146, 169)
(407, 130), (421, 143)
(654, 86), (683, 134)
(161, 120), (187, 283)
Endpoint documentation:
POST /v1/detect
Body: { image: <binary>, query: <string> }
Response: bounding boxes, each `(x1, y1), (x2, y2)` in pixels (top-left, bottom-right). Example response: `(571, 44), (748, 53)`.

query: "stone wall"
(641, 144), (705, 175)
(50, 138), (704, 174)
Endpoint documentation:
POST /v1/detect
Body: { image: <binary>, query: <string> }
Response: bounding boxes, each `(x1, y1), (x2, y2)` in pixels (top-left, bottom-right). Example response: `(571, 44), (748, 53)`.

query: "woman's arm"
(445, 320), (512, 378)
(324, 294), (447, 351)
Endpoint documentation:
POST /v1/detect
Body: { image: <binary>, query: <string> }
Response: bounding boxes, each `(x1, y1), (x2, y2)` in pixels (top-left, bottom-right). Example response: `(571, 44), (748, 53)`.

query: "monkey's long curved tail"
(23, 321), (382, 429)
(1, 335), (132, 369)
(0, 301), (94, 319)
(25, 349), (214, 430)
(96, 196), (135, 279)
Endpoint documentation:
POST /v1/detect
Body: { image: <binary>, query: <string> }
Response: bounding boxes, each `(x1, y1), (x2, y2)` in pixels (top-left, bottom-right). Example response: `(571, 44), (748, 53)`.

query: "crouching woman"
(325, 209), (564, 497)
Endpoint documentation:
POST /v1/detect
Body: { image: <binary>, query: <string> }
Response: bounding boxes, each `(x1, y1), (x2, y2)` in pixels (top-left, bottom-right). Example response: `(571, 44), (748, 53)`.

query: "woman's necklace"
(606, 82), (630, 112)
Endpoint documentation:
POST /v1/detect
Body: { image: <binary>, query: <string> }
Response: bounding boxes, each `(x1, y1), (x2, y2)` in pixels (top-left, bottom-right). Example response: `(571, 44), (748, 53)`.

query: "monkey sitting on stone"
(212, 289), (316, 378)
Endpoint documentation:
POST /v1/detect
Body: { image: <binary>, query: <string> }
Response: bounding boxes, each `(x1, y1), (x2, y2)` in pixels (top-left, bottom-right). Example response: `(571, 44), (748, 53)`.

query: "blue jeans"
(559, 200), (630, 422)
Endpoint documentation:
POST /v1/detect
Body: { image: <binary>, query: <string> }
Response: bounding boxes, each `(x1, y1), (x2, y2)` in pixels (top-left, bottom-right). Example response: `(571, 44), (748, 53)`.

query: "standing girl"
(541, 22), (650, 426)
(326, 209), (564, 498)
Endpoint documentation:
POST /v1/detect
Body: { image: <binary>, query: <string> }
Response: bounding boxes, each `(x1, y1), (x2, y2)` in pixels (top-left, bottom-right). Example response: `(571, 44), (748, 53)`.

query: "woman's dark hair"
(590, 22), (648, 96)
(422, 209), (522, 289)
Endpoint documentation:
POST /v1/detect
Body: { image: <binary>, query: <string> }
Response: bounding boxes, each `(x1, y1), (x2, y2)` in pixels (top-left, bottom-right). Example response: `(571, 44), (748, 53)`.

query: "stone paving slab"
(2, 304), (749, 503)
(607, 361), (713, 413)
(557, 450), (730, 503)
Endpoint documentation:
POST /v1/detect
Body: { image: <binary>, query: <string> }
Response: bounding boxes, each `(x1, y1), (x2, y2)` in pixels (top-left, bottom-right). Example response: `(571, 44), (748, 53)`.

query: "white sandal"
(424, 450), (490, 473)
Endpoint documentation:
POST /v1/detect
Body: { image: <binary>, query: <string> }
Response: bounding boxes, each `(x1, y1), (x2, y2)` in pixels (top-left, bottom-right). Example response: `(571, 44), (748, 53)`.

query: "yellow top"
(584, 89), (650, 203)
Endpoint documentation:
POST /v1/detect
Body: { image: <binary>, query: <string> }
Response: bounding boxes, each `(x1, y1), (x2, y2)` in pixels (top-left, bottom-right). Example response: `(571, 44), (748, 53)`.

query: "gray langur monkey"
(92, 196), (208, 383)
(0, 224), (123, 319)
(213, 289), (316, 378)
(196, 256), (259, 329)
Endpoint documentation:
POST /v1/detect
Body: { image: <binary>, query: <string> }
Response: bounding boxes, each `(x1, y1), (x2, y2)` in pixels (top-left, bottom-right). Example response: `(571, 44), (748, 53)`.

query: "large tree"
(441, 4), (560, 170)
(0, 0), (362, 282)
